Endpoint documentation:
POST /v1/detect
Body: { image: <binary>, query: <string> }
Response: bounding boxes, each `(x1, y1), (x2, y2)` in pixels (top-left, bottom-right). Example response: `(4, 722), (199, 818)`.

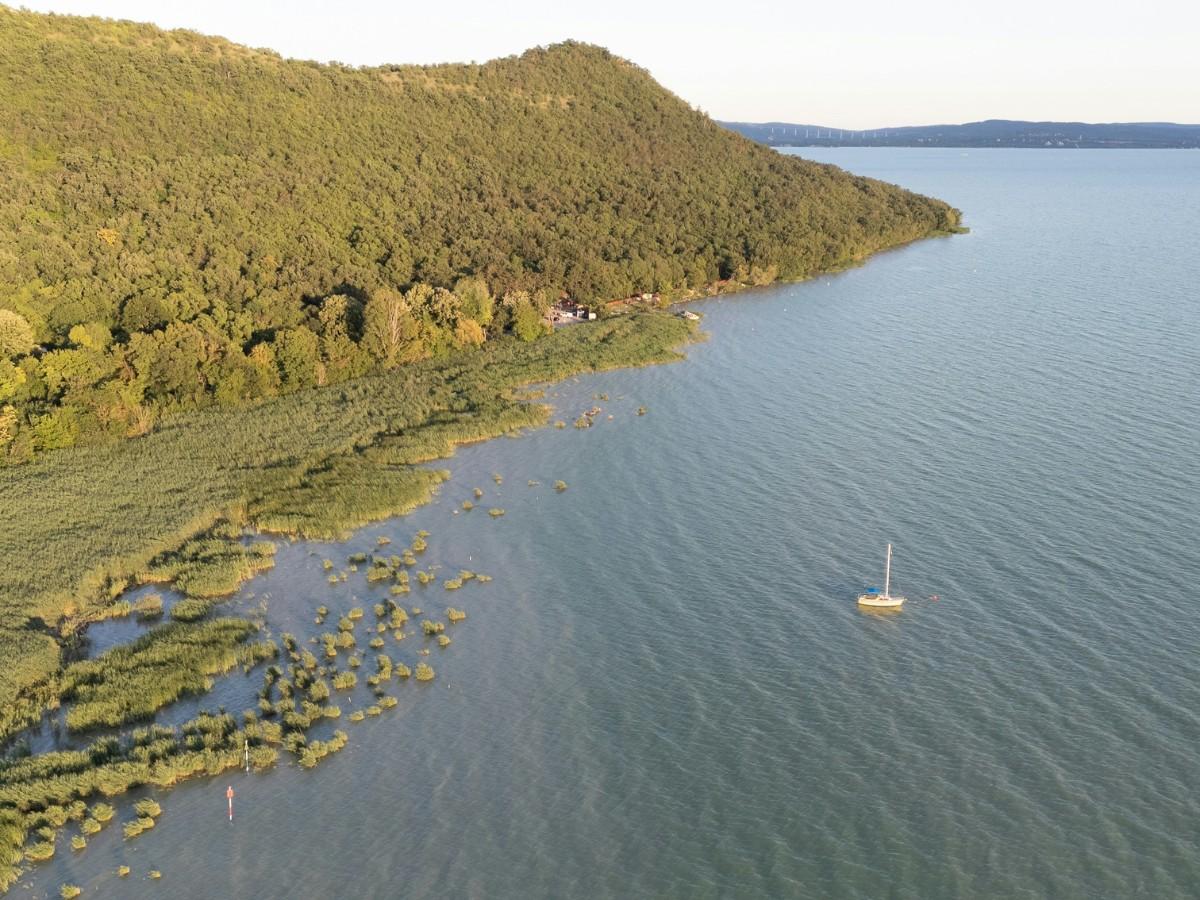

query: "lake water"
(19, 148), (1200, 898)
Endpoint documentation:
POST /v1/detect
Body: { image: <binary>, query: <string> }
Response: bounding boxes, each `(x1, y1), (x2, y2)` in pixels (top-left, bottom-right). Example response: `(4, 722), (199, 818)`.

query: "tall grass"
(59, 619), (261, 731)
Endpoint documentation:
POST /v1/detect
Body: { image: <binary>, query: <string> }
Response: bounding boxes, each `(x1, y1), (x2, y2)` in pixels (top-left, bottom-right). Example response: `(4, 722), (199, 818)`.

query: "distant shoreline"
(722, 119), (1200, 150)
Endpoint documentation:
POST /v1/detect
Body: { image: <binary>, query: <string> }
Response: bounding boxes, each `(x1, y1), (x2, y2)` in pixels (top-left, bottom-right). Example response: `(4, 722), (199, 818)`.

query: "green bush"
(90, 802), (114, 823)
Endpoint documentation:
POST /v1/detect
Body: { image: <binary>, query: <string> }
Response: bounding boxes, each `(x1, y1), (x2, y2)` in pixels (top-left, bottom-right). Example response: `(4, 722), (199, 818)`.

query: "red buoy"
(226, 785), (235, 822)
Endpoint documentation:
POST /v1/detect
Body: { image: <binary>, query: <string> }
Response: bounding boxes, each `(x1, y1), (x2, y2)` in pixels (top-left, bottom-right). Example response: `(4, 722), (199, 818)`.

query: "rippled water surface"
(20, 149), (1200, 898)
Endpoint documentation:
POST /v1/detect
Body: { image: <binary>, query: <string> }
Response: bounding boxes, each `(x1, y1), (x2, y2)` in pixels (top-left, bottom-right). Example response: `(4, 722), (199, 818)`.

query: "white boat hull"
(857, 593), (905, 608)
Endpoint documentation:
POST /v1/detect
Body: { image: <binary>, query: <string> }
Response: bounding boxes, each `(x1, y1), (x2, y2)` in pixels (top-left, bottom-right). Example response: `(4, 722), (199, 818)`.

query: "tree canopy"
(0, 7), (960, 460)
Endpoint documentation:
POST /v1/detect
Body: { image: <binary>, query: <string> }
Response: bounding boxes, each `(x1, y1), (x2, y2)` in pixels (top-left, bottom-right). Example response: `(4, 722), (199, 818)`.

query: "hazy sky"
(18, 0), (1200, 128)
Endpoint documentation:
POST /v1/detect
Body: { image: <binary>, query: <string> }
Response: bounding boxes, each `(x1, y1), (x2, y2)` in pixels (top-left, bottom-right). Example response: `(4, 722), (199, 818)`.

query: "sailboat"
(857, 543), (906, 608)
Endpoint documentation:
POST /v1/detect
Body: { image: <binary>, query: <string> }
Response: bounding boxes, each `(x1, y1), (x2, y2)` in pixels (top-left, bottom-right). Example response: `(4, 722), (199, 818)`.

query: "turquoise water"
(19, 149), (1200, 898)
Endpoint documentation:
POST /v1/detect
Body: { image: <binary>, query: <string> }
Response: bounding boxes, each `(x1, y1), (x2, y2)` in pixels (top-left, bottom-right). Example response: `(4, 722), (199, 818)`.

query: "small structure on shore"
(551, 299), (596, 324)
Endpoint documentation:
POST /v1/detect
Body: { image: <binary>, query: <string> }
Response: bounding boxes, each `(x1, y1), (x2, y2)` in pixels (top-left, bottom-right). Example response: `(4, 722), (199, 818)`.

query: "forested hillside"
(0, 7), (960, 460)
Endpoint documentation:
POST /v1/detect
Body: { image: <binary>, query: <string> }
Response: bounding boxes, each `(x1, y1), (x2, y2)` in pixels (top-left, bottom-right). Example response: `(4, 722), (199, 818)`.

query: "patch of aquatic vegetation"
(141, 537), (278, 599)
(252, 460), (450, 541)
(59, 619), (273, 732)
(0, 712), (278, 890)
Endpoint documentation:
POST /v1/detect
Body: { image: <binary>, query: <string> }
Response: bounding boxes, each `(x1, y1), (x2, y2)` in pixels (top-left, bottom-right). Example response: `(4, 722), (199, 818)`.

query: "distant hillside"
(0, 7), (960, 461)
(722, 119), (1200, 149)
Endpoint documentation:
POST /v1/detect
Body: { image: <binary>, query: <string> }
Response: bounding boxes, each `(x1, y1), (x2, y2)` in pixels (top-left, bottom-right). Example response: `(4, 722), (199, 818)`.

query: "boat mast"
(885, 544), (892, 597)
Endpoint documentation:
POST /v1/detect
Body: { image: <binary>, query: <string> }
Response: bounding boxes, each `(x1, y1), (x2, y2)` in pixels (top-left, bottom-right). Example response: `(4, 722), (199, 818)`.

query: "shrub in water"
(61, 885), (81, 899)
(71, 834), (86, 851)
(554, 481), (568, 492)
(437, 635), (451, 648)
(133, 593), (164, 619)
(447, 608), (466, 623)
(488, 508), (505, 517)
(122, 817), (155, 839)
(415, 663), (435, 681)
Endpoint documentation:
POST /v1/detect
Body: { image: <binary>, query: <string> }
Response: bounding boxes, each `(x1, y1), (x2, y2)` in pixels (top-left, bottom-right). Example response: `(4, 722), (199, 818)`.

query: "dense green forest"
(0, 7), (959, 460)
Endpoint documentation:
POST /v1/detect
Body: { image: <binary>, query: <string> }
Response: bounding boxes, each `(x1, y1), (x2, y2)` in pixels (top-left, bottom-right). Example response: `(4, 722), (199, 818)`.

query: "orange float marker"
(226, 785), (235, 822)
